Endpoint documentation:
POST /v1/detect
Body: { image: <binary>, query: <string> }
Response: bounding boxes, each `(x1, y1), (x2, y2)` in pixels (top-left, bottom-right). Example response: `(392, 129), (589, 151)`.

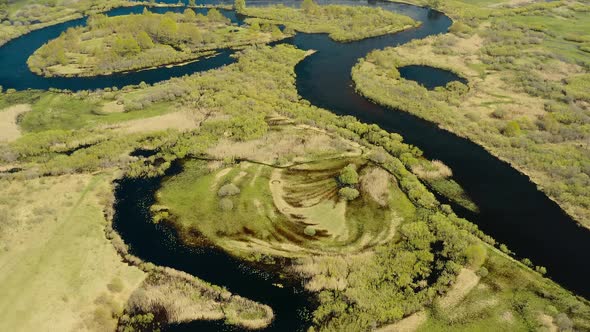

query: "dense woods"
(27, 8), (287, 77)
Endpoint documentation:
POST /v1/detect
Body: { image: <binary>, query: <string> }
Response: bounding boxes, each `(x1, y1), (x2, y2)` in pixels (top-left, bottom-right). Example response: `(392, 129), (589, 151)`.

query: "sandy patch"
(360, 167), (392, 207)
(0, 104), (31, 142)
(439, 268), (480, 308)
(115, 109), (207, 134)
(538, 313), (558, 332)
(376, 311), (427, 332)
(101, 100), (125, 114)
(207, 126), (361, 165)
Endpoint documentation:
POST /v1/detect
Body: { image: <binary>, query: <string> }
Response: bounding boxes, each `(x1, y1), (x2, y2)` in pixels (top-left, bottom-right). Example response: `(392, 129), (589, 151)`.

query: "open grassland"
(0, 173), (146, 332)
(27, 9), (287, 77)
(241, 2), (418, 42)
(352, 0), (590, 227)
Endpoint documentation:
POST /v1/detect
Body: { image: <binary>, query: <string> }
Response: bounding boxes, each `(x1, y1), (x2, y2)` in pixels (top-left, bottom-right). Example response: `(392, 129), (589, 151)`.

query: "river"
(1, 1), (589, 331)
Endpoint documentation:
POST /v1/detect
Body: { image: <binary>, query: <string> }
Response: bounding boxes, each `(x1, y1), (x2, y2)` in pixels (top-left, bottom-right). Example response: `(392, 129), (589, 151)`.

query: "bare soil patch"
(0, 104), (31, 142)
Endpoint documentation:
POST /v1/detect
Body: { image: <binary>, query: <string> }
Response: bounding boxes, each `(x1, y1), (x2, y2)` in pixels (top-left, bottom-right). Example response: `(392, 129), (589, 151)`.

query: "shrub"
(476, 266), (489, 278)
(502, 121), (521, 137)
(535, 265), (547, 275)
(465, 243), (487, 268)
(304, 226), (316, 236)
(338, 164), (359, 185)
(555, 313), (573, 331)
(219, 198), (234, 211)
(339, 187), (360, 201)
(218, 183), (240, 197)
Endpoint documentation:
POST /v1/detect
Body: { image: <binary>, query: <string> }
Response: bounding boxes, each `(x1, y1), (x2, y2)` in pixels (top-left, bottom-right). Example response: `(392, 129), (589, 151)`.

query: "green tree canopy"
(235, 0), (246, 13)
(338, 164), (359, 185)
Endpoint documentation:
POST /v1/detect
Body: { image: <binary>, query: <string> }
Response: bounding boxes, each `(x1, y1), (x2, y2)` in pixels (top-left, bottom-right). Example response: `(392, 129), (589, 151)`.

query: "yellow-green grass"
(20, 92), (177, 132)
(0, 173), (145, 332)
(156, 155), (414, 257)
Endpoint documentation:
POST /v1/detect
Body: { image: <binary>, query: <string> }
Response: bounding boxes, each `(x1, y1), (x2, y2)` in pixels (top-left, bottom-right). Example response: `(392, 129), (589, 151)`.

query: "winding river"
(1, 0), (590, 330)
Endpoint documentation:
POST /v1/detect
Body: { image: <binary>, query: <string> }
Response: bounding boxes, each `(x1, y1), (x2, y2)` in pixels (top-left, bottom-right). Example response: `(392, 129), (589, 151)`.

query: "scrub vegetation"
(1, 1), (589, 332)
(27, 8), (287, 77)
(352, 0), (590, 228)
(240, 0), (418, 42)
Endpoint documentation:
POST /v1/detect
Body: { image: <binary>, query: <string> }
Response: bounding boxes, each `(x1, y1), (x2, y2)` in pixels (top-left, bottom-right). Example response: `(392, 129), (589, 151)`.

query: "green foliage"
(218, 183), (240, 197)
(113, 34), (140, 56)
(243, 4), (417, 42)
(338, 164), (359, 185)
(502, 120), (521, 137)
(464, 243), (487, 268)
(338, 187), (359, 201)
(301, 0), (317, 14)
(28, 10), (286, 77)
(234, 0), (246, 13)
(219, 198), (234, 211)
(564, 74), (590, 102)
(118, 312), (160, 332)
(304, 226), (316, 236)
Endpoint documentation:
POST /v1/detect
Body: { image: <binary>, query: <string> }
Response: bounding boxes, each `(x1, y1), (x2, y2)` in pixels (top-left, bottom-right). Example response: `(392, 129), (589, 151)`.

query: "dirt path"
(375, 311), (427, 332)
(438, 268), (480, 308)
(0, 104), (31, 142)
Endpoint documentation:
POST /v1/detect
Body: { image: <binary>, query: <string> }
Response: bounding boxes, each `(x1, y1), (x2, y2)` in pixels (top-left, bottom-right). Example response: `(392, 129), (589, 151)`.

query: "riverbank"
(351, 0), (590, 228)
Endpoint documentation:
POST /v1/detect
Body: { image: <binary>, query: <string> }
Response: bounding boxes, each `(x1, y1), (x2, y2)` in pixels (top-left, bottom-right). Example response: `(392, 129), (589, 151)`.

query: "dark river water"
(399, 64), (467, 89)
(2, 0), (589, 330)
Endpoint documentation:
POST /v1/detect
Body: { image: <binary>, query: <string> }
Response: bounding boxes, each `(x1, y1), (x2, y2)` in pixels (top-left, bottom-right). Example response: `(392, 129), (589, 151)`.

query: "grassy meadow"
(0, 173), (146, 331)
